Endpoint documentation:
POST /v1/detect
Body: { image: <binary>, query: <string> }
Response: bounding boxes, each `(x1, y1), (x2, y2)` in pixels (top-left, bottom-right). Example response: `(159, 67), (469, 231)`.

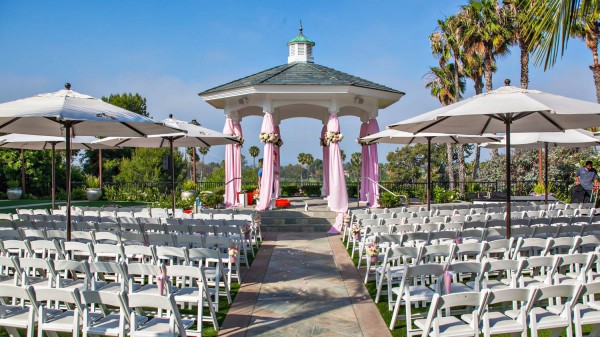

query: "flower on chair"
(228, 244), (239, 257)
(366, 243), (379, 257)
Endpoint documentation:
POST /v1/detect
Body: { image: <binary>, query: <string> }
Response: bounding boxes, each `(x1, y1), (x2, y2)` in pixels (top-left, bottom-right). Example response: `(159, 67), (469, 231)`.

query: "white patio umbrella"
(359, 129), (501, 211)
(482, 129), (600, 203)
(0, 134), (116, 210)
(0, 85), (181, 240)
(388, 85), (600, 237)
(94, 115), (239, 215)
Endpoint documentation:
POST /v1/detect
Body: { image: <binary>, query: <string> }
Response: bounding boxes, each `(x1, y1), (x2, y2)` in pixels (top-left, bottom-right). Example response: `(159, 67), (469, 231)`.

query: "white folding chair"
(36, 287), (92, 337)
(528, 284), (582, 337)
(0, 284), (37, 337)
(80, 290), (136, 337)
(473, 288), (532, 337)
(187, 248), (231, 310)
(573, 281), (600, 337)
(415, 292), (484, 337)
(128, 293), (193, 337)
(375, 246), (422, 310)
(166, 265), (219, 332)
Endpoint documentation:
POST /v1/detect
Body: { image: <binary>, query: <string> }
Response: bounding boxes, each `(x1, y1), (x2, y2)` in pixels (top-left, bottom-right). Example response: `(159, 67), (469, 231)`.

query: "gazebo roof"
(199, 62), (404, 96)
(288, 32), (315, 45)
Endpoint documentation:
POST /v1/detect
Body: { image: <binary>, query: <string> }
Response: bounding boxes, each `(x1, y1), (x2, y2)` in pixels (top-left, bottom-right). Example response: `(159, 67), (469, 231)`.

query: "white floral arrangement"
(325, 131), (344, 144)
(366, 243), (379, 257)
(320, 137), (329, 147)
(259, 132), (282, 145)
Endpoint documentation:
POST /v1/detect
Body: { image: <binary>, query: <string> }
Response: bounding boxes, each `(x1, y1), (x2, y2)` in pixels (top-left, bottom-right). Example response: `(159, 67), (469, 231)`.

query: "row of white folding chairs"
(385, 258), (600, 335)
(351, 201), (595, 216)
(402, 283), (600, 337)
(6, 210), (255, 223)
(0, 266), (220, 336)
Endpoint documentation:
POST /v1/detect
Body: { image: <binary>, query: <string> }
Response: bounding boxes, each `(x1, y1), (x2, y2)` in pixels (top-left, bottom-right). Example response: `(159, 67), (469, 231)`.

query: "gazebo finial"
(299, 20), (303, 35)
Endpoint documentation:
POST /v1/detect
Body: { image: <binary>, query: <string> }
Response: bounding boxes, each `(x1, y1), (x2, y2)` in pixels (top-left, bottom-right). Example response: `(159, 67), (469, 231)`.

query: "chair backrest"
(146, 233), (175, 246)
(455, 242), (486, 261)
(128, 293), (187, 336)
(421, 244), (455, 263)
(123, 245), (156, 263)
(174, 234), (204, 248)
(420, 292), (483, 337)
(0, 229), (22, 240)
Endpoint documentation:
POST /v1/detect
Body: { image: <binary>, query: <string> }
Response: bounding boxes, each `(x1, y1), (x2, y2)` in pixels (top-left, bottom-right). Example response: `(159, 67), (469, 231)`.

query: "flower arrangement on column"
(324, 131), (344, 144)
(259, 132), (279, 143)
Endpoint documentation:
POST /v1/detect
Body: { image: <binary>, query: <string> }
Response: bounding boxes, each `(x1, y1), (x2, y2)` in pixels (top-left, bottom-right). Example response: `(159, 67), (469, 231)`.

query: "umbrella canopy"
(94, 116), (239, 215)
(388, 86), (600, 134)
(0, 133), (117, 210)
(0, 134), (115, 150)
(388, 85), (600, 237)
(482, 129), (600, 204)
(359, 129), (501, 211)
(0, 86), (180, 241)
(482, 129), (599, 149)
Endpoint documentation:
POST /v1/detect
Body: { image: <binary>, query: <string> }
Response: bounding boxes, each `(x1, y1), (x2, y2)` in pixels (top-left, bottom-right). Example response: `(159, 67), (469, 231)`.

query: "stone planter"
(181, 190), (197, 202)
(6, 188), (22, 200)
(86, 188), (102, 201)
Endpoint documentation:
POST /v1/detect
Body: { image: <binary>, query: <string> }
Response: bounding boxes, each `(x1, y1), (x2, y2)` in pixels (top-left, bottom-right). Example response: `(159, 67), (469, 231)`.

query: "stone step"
(262, 223), (333, 232)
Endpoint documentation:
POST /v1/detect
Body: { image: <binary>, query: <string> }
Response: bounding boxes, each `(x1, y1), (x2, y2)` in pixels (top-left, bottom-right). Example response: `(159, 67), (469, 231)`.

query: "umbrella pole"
(65, 123), (72, 242)
(427, 137), (432, 212)
(51, 143), (56, 211)
(505, 120), (512, 238)
(98, 149), (102, 188)
(544, 142), (549, 204)
(192, 147), (196, 184)
(170, 138), (175, 217)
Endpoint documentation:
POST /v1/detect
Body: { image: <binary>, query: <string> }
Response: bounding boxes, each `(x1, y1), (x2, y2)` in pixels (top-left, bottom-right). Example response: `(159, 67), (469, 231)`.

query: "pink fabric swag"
(327, 114), (348, 233)
(367, 119), (380, 207)
(223, 118), (237, 208)
(233, 122), (243, 206)
(320, 125), (329, 196)
(359, 122), (369, 202)
(256, 114), (275, 211)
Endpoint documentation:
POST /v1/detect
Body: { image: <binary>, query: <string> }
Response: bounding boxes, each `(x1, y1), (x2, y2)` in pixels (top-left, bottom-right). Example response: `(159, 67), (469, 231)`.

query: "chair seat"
(414, 316), (476, 337)
(392, 285), (436, 302)
(471, 311), (524, 334)
(575, 304), (600, 325)
(0, 307), (31, 328)
(94, 282), (127, 293)
(86, 314), (148, 336)
(173, 287), (216, 303)
(521, 276), (547, 288)
(42, 310), (81, 332)
(481, 279), (511, 290)
(131, 317), (195, 337)
(530, 308), (569, 329)
(450, 283), (474, 294)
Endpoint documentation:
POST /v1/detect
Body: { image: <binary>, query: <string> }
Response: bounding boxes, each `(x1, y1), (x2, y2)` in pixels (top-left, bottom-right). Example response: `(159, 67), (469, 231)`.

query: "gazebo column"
(223, 116), (237, 208)
(273, 124), (281, 199)
(256, 111), (276, 211)
(367, 118), (380, 207)
(233, 121), (243, 206)
(326, 110), (348, 233)
(359, 121), (369, 202)
(320, 124), (329, 197)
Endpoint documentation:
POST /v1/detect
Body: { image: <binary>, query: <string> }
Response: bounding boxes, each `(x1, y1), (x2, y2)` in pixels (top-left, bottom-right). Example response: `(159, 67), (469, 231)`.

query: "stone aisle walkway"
(219, 232), (390, 337)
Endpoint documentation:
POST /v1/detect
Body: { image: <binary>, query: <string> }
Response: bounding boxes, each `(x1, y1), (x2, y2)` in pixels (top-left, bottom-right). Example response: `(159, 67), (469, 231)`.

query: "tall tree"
(503, 0), (534, 89)
(198, 147), (209, 182)
(424, 64), (466, 191)
(461, 0), (513, 91)
(571, 5), (600, 102)
(82, 93), (149, 181)
(248, 146), (260, 167)
(430, 16), (467, 192)
(297, 153), (314, 180)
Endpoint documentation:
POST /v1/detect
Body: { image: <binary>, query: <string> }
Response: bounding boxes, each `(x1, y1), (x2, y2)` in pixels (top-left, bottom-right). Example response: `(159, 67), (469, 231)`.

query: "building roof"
(288, 31), (315, 46)
(199, 62), (404, 96)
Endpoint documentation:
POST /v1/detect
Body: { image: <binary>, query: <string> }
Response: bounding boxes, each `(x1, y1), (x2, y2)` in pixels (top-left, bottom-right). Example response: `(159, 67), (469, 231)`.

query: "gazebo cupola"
(288, 23), (315, 64)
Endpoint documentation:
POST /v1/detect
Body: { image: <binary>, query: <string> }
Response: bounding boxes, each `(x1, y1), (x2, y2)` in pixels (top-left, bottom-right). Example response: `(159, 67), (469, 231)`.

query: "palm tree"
(297, 153), (314, 181)
(248, 146), (260, 167)
(198, 147), (209, 183)
(572, 5), (600, 102)
(424, 64), (466, 191)
(430, 15), (465, 191)
(340, 150), (347, 162)
(461, 46), (486, 178)
(503, 0), (534, 89)
(461, 0), (513, 91)
(524, 0), (595, 70)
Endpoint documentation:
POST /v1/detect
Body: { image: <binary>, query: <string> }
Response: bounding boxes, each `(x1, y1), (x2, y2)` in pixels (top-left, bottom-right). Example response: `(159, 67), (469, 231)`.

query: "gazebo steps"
(257, 197), (338, 232)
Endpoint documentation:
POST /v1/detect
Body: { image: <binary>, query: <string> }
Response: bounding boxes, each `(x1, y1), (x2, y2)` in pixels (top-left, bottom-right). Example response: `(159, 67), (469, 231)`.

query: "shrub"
(203, 188), (225, 208)
(180, 180), (196, 191)
(301, 185), (322, 197)
(280, 185), (299, 197)
(432, 186), (461, 204)
(72, 187), (87, 200)
(6, 180), (19, 189)
(378, 192), (401, 208)
(85, 175), (100, 189)
(245, 185), (258, 193)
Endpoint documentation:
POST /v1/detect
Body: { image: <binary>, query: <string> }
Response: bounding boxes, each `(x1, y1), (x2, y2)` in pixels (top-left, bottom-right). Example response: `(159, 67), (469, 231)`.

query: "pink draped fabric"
(233, 123), (243, 206)
(256, 114), (275, 211)
(320, 125), (329, 196)
(359, 122), (369, 202)
(223, 118), (236, 208)
(273, 125), (281, 198)
(367, 119), (380, 207)
(327, 114), (348, 233)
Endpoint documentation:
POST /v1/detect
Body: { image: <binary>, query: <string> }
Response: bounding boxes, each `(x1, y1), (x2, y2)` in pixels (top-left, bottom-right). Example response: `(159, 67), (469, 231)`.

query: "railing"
(18, 179), (572, 201)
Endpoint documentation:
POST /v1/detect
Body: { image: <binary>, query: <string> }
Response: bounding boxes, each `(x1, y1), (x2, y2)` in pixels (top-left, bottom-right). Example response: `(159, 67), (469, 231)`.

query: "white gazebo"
(198, 25), (404, 229)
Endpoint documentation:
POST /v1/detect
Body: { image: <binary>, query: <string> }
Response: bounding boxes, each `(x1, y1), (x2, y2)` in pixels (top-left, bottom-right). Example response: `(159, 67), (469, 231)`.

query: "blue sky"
(0, 1), (595, 166)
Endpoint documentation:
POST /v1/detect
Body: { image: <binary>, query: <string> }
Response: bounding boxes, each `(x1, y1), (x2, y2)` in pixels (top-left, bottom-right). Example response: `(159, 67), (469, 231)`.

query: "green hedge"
(281, 185), (300, 197)
(301, 185), (322, 197)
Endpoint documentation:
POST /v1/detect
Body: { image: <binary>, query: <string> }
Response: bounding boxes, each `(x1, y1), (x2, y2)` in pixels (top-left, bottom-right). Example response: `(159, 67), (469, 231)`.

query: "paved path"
(219, 232), (390, 337)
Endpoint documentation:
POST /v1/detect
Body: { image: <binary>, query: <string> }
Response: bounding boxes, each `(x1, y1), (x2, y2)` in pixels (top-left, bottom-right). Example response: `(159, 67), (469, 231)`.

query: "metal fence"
(21, 179), (572, 200)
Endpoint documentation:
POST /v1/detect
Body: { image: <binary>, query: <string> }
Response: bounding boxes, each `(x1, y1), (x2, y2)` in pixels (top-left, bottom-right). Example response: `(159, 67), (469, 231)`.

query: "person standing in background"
(576, 160), (599, 203)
